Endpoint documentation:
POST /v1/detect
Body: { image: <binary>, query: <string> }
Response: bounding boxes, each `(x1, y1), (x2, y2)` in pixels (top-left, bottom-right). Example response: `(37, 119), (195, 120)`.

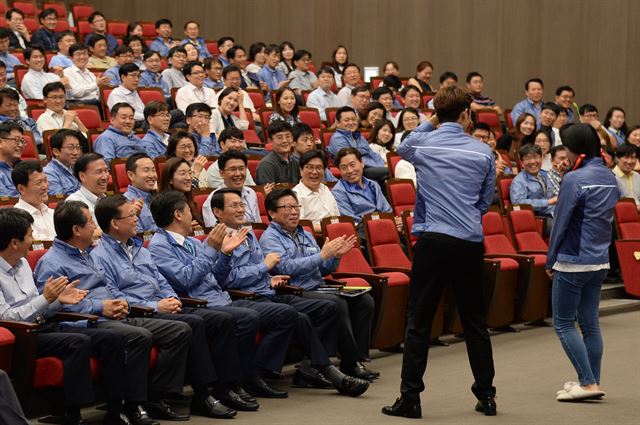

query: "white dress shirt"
(336, 85), (354, 107)
(306, 87), (339, 121)
(14, 198), (56, 241)
(209, 108), (249, 136)
(63, 65), (99, 101)
(394, 159), (416, 186)
(175, 82), (217, 113)
(107, 86), (145, 121)
(205, 159), (256, 189)
(293, 182), (340, 224)
(66, 186), (105, 228)
(36, 108), (81, 133)
(21, 69), (60, 100)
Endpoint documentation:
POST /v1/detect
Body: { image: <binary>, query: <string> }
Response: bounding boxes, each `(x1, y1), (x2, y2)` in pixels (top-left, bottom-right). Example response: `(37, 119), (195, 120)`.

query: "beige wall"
(91, 0), (639, 124)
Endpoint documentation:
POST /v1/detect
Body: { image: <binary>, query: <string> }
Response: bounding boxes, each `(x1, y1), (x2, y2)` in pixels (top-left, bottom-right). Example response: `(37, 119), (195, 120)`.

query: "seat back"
(298, 107), (323, 129)
(253, 186), (269, 222)
(44, 2), (67, 17)
(109, 158), (130, 193)
(497, 175), (514, 213)
(386, 178), (416, 215)
(21, 132), (38, 160)
(363, 213), (411, 268)
(138, 87), (166, 105)
(482, 211), (517, 254)
(614, 198), (640, 239)
(71, 3), (95, 21)
(27, 249), (48, 271)
(100, 87), (114, 119)
(205, 40), (219, 55)
(259, 108), (274, 135)
(107, 20), (129, 37)
(14, 66), (29, 93)
(76, 20), (92, 42)
(69, 104), (103, 130)
(476, 108), (501, 132)
(507, 206), (548, 252)
(387, 152), (401, 177)
(250, 222), (268, 240)
(319, 128), (336, 152)
(321, 216), (373, 273)
(193, 188), (213, 216)
(325, 107), (339, 126)
(245, 88), (265, 111)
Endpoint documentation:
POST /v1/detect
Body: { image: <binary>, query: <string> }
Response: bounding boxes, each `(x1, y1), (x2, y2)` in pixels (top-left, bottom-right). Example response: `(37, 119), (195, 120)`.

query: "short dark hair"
(182, 60), (204, 78)
(150, 190), (187, 228)
(50, 129), (84, 152)
(95, 195), (129, 233)
(24, 46), (45, 62)
(222, 64), (241, 80)
(154, 18), (172, 29)
(0, 28), (10, 40)
(203, 57), (222, 71)
(518, 143), (542, 160)
(217, 86), (239, 106)
(217, 36), (235, 47)
(87, 11), (106, 24)
(86, 34), (107, 48)
(218, 150), (247, 170)
(472, 122), (491, 133)
(525, 78), (544, 90)
(466, 71), (483, 83)
(5, 8), (24, 20)
(579, 104), (598, 115)
(110, 102), (134, 117)
(439, 71), (458, 84)
(541, 102), (561, 116)
(433, 86), (472, 123)
(185, 102), (212, 118)
(343, 63), (360, 74)
(351, 86), (369, 97)
(335, 106), (357, 122)
(38, 8), (57, 22)
(226, 45), (245, 61)
(11, 160), (42, 189)
(69, 43), (88, 57)
(299, 150), (327, 169)
(265, 188), (298, 215)
(166, 131), (198, 157)
(210, 188), (241, 214)
(0, 87), (20, 105)
(317, 65), (334, 77)
(143, 50), (161, 61)
(293, 49), (311, 63)
(56, 31), (75, 44)
(143, 100), (169, 123)
(114, 45), (133, 57)
(0, 121), (23, 137)
(43, 82), (66, 98)
(183, 20), (198, 30)
(118, 63), (139, 78)
(0, 208), (33, 251)
(560, 123), (601, 159)
(125, 152), (151, 174)
(372, 86), (393, 101)
(292, 123), (313, 140)
(264, 43), (280, 56)
(167, 46), (187, 59)
(555, 85), (574, 96)
(267, 120), (293, 139)
(396, 107), (420, 132)
(550, 145), (567, 160)
(73, 153), (104, 180)
(54, 201), (90, 241)
(616, 143), (638, 159)
(335, 147), (362, 165)
(218, 127), (244, 145)
(382, 75), (402, 91)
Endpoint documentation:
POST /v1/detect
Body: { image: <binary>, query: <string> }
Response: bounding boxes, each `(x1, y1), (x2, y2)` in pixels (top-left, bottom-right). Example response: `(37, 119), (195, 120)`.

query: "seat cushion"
(380, 272), (410, 287)
(494, 257), (519, 271)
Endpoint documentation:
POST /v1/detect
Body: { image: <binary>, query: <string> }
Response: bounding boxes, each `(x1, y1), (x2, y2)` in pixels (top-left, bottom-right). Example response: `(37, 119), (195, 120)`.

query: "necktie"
(184, 239), (196, 257)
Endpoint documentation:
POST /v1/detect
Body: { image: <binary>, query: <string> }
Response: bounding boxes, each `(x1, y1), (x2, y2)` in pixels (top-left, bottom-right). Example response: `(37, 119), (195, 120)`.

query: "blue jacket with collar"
(546, 157), (620, 268)
(44, 159), (80, 195)
(398, 121), (495, 242)
(34, 238), (113, 317)
(327, 129), (386, 168)
(332, 177), (391, 225)
(219, 229), (275, 297)
(93, 126), (146, 166)
(259, 222), (339, 290)
(148, 229), (232, 306)
(91, 234), (178, 310)
(123, 185), (157, 233)
(510, 169), (556, 216)
(140, 130), (168, 158)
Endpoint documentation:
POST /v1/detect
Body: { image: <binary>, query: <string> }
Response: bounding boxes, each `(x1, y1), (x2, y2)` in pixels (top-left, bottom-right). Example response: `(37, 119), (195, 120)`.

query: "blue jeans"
(552, 269), (607, 386)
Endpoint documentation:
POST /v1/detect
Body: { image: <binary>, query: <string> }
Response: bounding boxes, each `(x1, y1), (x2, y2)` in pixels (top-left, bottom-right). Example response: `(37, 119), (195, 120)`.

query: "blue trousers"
(552, 269), (607, 386)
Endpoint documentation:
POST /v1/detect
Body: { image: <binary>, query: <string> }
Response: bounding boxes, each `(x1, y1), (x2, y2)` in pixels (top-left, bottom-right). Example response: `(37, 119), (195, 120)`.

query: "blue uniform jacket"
(44, 159), (80, 195)
(123, 185), (157, 233)
(140, 130), (168, 158)
(0, 161), (18, 197)
(327, 129), (386, 168)
(93, 126), (146, 166)
(546, 158), (620, 268)
(192, 132), (220, 156)
(259, 222), (338, 290)
(398, 121), (495, 242)
(332, 177), (391, 225)
(91, 234), (178, 310)
(510, 170), (555, 216)
(148, 229), (232, 306)
(219, 229), (275, 297)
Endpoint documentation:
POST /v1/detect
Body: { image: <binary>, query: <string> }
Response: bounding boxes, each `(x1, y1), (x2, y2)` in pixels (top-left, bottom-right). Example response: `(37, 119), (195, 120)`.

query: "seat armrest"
(129, 306), (155, 317)
(227, 289), (256, 300)
(485, 253), (536, 267)
(371, 266), (412, 275)
(0, 320), (40, 332)
(517, 250), (548, 255)
(332, 272), (388, 285)
(48, 312), (99, 323)
(275, 285), (303, 295)
(179, 297), (208, 308)
(322, 277), (346, 287)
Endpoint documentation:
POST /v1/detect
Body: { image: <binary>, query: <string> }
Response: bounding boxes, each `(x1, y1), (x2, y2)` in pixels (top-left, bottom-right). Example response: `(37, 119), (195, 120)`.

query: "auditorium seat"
(298, 107), (323, 138)
(386, 152), (401, 178)
(107, 20), (129, 38)
(613, 198), (640, 296)
(71, 3), (95, 22)
(14, 66), (28, 94)
(476, 108), (501, 136)
(245, 88), (265, 111)
(386, 178), (416, 215)
(20, 132), (39, 160)
(250, 222), (268, 240)
(506, 205), (551, 322)
(109, 158), (129, 193)
(321, 215), (408, 349)
(69, 104), (105, 130)
(613, 198), (640, 239)
(497, 175), (514, 214)
(193, 188), (213, 216)
(138, 87), (166, 105)
(252, 185), (269, 223)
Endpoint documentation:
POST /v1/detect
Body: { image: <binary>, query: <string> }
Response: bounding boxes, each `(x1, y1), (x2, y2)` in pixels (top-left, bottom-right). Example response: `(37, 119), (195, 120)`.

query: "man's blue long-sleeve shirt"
(327, 129), (386, 168)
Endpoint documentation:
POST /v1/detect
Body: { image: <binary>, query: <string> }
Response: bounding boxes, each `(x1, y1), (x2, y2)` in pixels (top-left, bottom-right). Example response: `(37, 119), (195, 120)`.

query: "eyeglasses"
(227, 202), (246, 209)
(189, 113), (211, 120)
(223, 166), (246, 174)
(0, 136), (26, 146)
(124, 73), (141, 79)
(61, 144), (82, 152)
(190, 70), (206, 75)
(272, 134), (293, 142)
(152, 113), (171, 119)
(303, 165), (324, 172)
(276, 204), (301, 212)
(175, 170), (193, 178)
(113, 211), (137, 220)
(176, 144), (195, 151)
(403, 116), (419, 122)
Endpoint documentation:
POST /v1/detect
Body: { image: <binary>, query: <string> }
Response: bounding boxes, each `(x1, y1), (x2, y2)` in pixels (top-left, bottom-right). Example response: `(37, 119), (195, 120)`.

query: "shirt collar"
(107, 126), (133, 138)
(79, 185), (102, 206)
(0, 255), (20, 274)
(16, 198), (48, 214)
(126, 184), (153, 202)
(166, 229), (186, 246)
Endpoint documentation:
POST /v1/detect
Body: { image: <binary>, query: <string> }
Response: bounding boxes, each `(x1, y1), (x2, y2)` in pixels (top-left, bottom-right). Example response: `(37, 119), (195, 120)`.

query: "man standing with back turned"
(382, 86), (497, 419)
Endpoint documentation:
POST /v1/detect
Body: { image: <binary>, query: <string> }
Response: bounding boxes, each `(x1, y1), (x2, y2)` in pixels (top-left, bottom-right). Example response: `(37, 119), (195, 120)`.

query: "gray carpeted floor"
(78, 311), (640, 425)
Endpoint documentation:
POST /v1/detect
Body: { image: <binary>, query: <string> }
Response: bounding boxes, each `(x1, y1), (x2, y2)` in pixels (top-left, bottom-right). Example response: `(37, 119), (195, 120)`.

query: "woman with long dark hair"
(548, 124), (619, 402)
(497, 112), (536, 162)
(158, 156), (205, 227)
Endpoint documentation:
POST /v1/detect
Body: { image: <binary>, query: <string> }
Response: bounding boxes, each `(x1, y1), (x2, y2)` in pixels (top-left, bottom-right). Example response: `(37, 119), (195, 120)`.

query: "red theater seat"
(386, 178), (416, 216)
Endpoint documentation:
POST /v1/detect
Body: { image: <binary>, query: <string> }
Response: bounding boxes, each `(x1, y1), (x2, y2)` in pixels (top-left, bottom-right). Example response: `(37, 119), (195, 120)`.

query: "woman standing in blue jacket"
(546, 124), (620, 402)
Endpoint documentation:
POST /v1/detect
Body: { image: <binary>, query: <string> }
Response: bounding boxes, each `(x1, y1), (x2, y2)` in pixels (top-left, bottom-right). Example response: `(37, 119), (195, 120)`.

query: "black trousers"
(0, 369), (29, 425)
(36, 331), (94, 406)
(254, 295), (337, 368)
(301, 291), (374, 369)
(363, 166), (390, 195)
(98, 317), (190, 397)
(211, 300), (297, 378)
(400, 232), (496, 402)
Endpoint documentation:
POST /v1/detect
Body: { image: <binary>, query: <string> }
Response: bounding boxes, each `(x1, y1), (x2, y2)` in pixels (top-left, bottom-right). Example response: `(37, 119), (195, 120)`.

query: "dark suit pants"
(400, 232), (496, 402)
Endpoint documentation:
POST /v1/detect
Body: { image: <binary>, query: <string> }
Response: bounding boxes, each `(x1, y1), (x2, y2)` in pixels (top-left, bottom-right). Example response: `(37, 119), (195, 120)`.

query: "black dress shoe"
(233, 385), (258, 403)
(214, 389), (259, 411)
(475, 398), (497, 416)
(144, 400), (189, 421)
(382, 397), (422, 419)
(333, 374), (370, 397)
(342, 363), (380, 381)
(190, 396), (237, 419)
(124, 406), (159, 425)
(245, 377), (289, 398)
(293, 368), (334, 389)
